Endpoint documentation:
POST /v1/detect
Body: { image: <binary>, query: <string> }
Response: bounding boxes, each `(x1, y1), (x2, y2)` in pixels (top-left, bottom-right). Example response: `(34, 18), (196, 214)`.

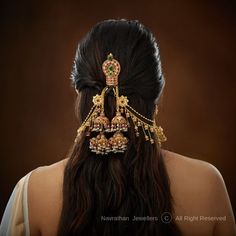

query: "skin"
(28, 150), (236, 236)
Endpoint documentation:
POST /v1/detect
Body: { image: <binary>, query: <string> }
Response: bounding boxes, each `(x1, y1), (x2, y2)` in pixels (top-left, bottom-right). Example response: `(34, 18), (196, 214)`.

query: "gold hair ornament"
(74, 53), (167, 155)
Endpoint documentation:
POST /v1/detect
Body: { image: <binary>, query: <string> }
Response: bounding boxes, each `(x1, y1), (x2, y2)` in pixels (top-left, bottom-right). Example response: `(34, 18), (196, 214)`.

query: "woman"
(0, 19), (235, 236)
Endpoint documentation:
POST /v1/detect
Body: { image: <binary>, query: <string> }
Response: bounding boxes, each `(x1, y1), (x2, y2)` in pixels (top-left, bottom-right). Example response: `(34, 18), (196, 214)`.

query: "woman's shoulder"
(163, 150), (227, 206)
(28, 158), (69, 200)
(29, 158), (69, 181)
(162, 150), (236, 235)
(27, 158), (69, 235)
(162, 149), (222, 181)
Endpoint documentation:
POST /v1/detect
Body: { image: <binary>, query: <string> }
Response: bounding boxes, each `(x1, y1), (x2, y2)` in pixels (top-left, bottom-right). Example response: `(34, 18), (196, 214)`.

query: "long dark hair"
(58, 19), (182, 236)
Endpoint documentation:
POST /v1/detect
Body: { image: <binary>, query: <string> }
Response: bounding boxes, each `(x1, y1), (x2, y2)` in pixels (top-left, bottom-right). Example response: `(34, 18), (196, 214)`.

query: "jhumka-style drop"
(74, 53), (167, 155)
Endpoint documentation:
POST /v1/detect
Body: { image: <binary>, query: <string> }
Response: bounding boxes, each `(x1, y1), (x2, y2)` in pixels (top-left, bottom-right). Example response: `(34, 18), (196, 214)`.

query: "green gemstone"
(108, 65), (114, 72)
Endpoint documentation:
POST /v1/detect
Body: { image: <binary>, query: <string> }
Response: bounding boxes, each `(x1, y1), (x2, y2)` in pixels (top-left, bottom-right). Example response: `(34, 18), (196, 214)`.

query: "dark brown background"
(1, 0), (236, 219)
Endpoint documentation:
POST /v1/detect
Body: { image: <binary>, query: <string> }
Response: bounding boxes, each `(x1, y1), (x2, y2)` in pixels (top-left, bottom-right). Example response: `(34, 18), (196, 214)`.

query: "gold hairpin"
(75, 53), (167, 155)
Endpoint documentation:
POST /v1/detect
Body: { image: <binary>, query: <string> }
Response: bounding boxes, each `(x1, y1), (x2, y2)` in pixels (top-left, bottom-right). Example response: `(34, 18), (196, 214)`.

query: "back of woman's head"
(73, 19), (164, 120)
(58, 19), (182, 236)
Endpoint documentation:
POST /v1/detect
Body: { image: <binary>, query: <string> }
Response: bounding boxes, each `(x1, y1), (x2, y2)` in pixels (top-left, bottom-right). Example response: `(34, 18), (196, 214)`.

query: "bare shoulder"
(162, 149), (222, 181)
(162, 149), (227, 203)
(29, 158), (69, 184)
(162, 149), (236, 236)
(28, 158), (69, 235)
(28, 157), (69, 204)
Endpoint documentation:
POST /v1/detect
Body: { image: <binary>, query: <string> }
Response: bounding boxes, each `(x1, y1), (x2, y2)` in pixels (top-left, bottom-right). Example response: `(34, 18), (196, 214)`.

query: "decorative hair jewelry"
(74, 53), (167, 155)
